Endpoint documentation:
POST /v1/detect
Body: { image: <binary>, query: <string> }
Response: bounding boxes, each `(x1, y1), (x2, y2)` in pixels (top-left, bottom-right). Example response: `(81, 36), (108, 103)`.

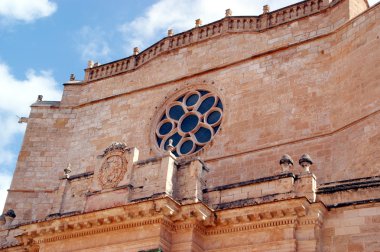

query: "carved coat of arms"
(98, 142), (128, 189)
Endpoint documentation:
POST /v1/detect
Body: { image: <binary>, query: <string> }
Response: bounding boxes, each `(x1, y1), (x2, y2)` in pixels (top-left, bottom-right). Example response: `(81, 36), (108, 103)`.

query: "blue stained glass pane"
(161, 114), (167, 120)
(207, 111), (221, 124)
(176, 95), (185, 102)
(216, 99), (223, 110)
(156, 136), (162, 147)
(181, 114), (199, 132)
(164, 133), (182, 150)
(194, 145), (203, 152)
(169, 105), (184, 120)
(197, 97), (215, 114)
(195, 127), (212, 143)
(180, 140), (194, 154)
(159, 122), (172, 135)
(199, 90), (209, 96)
(213, 125), (220, 133)
(186, 94), (199, 106)
(172, 150), (179, 157)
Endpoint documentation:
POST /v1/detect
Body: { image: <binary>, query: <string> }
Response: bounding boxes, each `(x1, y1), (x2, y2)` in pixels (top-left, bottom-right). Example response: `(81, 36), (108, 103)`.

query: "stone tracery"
(155, 89), (223, 156)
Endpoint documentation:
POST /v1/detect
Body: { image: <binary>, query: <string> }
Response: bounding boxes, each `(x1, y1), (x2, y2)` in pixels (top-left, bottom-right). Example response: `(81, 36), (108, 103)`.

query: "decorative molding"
(203, 173), (295, 193)
(67, 171), (94, 181)
(36, 218), (162, 244)
(317, 176), (380, 194)
(206, 218), (297, 235)
(15, 197), (326, 246)
(326, 198), (380, 209)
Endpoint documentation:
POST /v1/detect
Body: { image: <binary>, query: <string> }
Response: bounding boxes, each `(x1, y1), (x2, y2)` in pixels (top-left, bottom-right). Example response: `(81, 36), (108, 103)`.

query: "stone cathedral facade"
(1, 0), (380, 251)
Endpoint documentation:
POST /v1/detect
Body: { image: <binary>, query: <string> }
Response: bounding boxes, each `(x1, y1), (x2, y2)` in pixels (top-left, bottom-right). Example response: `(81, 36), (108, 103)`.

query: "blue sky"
(0, 0), (377, 211)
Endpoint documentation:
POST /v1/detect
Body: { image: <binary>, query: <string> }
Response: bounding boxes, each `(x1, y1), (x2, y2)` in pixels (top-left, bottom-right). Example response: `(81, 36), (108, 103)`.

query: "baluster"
(297, 6), (302, 17)
(289, 8), (295, 19)
(318, 0), (323, 9)
(228, 20), (233, 30)
(126, 60), (130, 70)
(311, 1), (317, 12)
(249, 19), (254, 29)
(270, 14), (276, 26)
(305, 2), (311, 14)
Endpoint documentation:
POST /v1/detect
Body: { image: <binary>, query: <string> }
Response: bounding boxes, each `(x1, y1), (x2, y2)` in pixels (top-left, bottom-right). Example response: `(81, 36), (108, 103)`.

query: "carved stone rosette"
(98, 143), (128, 189)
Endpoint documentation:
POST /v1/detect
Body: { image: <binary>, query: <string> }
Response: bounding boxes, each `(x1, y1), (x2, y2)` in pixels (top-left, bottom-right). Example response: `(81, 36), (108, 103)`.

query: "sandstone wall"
(322, 204), (380, 251)
(4, 0), (379, 225)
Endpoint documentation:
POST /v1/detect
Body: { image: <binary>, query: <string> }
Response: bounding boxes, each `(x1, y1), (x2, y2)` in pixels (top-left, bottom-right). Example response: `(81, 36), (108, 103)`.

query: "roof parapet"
(84, 0), (330, 82)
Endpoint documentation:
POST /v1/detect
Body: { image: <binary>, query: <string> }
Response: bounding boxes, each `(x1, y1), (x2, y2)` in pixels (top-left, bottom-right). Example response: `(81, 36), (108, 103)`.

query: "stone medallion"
(98, 143), (128, 189)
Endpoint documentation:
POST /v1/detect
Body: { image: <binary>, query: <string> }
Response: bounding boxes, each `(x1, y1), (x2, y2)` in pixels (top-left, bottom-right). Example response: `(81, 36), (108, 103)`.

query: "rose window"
(155, 89), (223, 157)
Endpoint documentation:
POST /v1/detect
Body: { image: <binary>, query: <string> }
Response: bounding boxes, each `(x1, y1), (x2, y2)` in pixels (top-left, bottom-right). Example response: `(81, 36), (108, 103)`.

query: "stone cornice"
(36, 218), (162, 244)
(203, 173), (295, 193)
(206, 217), (298, 236)
(83, 0), (332, 82)
(317, 175), (380, 194)
(6, 197), (326, 249)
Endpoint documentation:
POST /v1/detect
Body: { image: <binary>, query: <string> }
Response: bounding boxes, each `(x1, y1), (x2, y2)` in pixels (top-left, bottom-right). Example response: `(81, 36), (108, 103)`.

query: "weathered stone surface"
(1, 0), (379, 251)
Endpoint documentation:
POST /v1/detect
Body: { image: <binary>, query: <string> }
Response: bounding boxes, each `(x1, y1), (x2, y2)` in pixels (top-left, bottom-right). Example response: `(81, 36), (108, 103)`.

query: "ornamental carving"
(155, 89), (223, 156)
(98, 143), (128, 189)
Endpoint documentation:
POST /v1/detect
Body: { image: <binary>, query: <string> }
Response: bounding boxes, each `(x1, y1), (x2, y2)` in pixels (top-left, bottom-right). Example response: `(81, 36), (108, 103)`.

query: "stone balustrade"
(84, 0), (330, 82)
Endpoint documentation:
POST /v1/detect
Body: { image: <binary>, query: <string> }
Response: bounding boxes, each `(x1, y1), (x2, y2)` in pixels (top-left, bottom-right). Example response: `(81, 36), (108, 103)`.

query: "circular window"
(155, 89), (223, 157)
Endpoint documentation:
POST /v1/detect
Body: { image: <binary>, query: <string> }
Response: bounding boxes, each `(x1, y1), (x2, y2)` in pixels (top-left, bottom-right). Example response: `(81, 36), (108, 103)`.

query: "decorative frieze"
(11, 197), (326, 251)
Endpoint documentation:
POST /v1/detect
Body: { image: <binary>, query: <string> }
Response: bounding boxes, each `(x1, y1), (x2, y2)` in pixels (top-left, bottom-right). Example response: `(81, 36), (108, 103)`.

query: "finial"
(299, 154), (313, 173)
(64, 163), (72, 179)
(167, 29), (174, 37)
(5, 209), (16, 219)
(167, 139), (175, 152)
(37, 95), (43, 102)
(225, 9), (232, 17)
(263, 5), (270, 14)
(87, 60), (94, 68)
(1, 209), (16, 225)
(279, 154), (294, 173)
(195, 18), (202, 27)
(133, 47), (140, 55)
(69, 73), (75, 81)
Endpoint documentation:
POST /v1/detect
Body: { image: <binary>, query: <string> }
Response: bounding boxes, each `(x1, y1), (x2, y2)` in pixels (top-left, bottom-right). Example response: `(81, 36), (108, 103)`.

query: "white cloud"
(0, 0), (57, 23)
(76, 26), (111, 62)
(0, 173), (12, 212)
(0, 62), (62, 164)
